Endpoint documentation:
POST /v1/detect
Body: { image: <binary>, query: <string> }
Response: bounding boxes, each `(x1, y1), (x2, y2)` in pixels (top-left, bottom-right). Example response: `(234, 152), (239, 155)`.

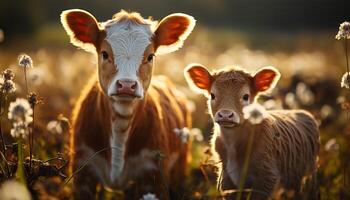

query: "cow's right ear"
(61, 9), (101, 52)
(184, 63), (212, 95)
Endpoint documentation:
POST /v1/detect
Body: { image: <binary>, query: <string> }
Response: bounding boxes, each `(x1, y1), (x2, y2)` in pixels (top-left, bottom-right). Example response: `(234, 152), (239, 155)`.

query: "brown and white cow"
(184, 64), (320, 200)
(61, 9), (195, 199)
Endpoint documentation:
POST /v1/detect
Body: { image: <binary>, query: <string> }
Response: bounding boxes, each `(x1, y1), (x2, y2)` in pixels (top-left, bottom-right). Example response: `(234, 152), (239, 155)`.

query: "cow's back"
(267, 110), (320, 190)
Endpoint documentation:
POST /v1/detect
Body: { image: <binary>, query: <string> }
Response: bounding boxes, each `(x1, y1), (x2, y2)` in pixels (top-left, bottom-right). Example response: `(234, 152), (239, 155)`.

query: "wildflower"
(296, 82), (314, 106)
(325, 138), (339, 152)
(243, 103), (268, 124)
(335, 21), (350, 40)
(8, 98), (33, 124)
(285, 93), (298, 109)
(320, 104), (334, 119)
(18, 54), (33, 68)
(1, 80), (16, 93)
(191, 128), (204, 142)
(341, 72), (350, 89)
(47, 121), (62, 135)
(3, 69), (14, 81)
(140, 193), (159, 200)
(27, 92), (42, 107)
(0, 180), (31, 200)
(10, 122), (29, 139)
(174, 127), (190, 144)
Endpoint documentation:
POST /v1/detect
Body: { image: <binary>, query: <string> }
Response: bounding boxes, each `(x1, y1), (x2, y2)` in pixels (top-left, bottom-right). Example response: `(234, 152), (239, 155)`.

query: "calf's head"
(61, 9), (195, 101)
(184, 64), (280, 128)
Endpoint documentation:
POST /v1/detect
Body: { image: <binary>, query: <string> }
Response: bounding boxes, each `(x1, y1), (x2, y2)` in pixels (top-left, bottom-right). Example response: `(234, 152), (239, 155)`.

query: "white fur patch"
(105, 21), (153, 99)
(110, 121), (130, 185)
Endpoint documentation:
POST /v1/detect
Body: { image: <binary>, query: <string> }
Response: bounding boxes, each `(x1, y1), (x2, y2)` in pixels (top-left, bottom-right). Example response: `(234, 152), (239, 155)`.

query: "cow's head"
(61, 9), (195, 103)
(184, 64), (280, 128)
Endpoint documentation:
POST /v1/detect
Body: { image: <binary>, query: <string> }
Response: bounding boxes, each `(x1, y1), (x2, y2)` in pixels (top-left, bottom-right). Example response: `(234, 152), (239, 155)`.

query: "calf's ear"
(153, 13), (196, 55)
(253, 66), (281, 93)
(184, 63), (212, 95)
(61, 9), (101, 52)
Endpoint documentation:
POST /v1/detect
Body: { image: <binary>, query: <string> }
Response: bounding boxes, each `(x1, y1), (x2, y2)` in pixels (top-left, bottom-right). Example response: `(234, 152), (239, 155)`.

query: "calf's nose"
(217, 110), (234, 121)
(116, 79), (137, 95)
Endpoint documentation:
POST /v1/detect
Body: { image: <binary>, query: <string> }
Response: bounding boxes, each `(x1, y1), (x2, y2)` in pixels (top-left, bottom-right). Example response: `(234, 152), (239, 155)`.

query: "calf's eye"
(210, 93), (216, 100)
(243, 94), (250, 101)
(147, 53), (155, 62)
(101, 51), (109, 60)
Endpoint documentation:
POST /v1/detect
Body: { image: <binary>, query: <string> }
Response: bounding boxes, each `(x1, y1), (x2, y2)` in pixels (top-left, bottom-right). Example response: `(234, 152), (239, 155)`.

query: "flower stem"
(345, 38), (349, 76)
(29, 107), (34, 170)
(236, 127), (255, 200)
(23, 67), (28, 95)
(16, 138), (27, 184)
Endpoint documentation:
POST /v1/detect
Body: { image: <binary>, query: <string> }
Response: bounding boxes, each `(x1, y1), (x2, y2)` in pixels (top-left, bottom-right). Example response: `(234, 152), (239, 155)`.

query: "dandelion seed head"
(243, 103), (268, 124)
(140, 193), (159, 200)
(10, 122), (29, 139)
(341, 72), (350, 89)
(0, 180), (31, 200)
(18, 54), (33, 68)
(27, 92), (41, 107)
(3, 69), (14, 81)
(8, 98), (33, 124)
(1, 80), (16, 94)
(336, 21), (350, 40)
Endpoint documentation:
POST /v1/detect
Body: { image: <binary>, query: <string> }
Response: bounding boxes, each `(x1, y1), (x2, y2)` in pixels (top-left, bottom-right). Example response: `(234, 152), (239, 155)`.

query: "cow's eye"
(243, 94), (250, 101)
(101, 51), (109, 60)
(147, 53), (155, 62)
(210, 93), (216, 100)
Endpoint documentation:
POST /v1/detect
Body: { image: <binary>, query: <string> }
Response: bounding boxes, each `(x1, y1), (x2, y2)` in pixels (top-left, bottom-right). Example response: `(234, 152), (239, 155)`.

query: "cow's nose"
(116, 79), (137, 95)
(217, 110), (234, 121)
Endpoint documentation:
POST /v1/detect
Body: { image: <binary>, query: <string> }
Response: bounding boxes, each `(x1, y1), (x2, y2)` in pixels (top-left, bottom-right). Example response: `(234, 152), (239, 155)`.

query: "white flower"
(174, 127), (190, 144)
(243, 103), (268, 124)
(191, 128), (204, 142)
(140, 193), (159, 200)
(8, 98), (33, 124)
(285, 92), (298, 109)
(0, 180), (31, 200)
(341, 72), (350, 89)
(325, 138), (339, 152)
(10, 122), (29, 139)
(18, 54), (33, 68)
(296, 82), (314, 106)
(46, 120), (63, 134)
(335, 21), (350, 40)
(1, 80), (16, 93)
(320, 104), (333, 119)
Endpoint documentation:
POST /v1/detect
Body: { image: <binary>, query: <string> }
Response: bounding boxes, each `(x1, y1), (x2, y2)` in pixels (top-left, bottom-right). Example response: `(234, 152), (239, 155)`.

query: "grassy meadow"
(0, 24), (349, 199)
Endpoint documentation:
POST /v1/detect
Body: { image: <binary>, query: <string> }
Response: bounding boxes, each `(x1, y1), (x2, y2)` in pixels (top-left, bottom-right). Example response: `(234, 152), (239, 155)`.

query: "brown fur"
(70, 75), (191, 199)
(184, 64), (320, 200)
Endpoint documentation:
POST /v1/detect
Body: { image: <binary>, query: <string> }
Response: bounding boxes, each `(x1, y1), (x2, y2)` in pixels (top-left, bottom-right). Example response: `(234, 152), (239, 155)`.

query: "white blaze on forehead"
(105, 20), (153, 97)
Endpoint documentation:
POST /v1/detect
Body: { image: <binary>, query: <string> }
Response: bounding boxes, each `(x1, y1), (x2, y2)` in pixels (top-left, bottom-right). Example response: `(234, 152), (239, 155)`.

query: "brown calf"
(184, 64), (320, 200)
(61, 9), (195, 199)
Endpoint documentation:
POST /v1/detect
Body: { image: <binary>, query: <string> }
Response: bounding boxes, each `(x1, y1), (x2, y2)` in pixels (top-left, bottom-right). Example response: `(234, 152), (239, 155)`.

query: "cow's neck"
(109, 98), (145, 185)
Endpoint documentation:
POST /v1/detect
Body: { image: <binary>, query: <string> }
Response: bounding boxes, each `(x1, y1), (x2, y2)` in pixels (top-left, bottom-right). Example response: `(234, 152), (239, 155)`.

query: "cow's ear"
(61, 9), (101, 52)
(184, 63), (212, 96)
(153, 13), (195, 55)
(253, 66), (280, 93)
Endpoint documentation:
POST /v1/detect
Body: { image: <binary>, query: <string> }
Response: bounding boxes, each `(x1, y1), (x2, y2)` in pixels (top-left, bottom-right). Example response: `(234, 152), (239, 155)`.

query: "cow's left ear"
(153, 13), (196, 55)
(253, 66), (280, 93)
